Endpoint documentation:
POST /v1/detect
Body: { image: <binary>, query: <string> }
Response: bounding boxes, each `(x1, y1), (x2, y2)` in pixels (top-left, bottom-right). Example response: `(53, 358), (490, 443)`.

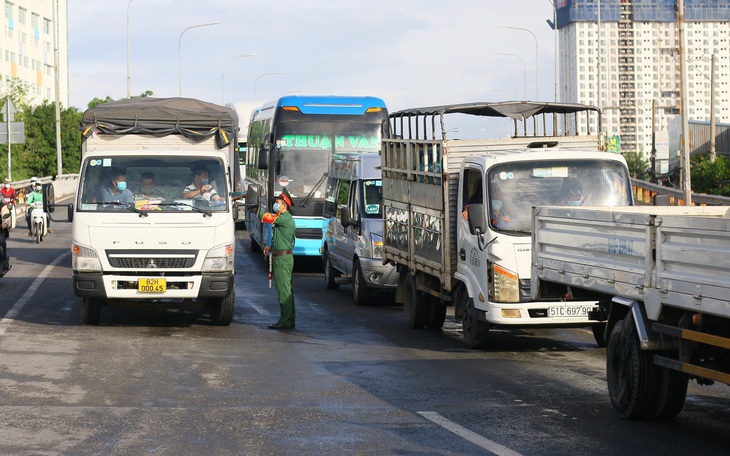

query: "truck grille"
(107, 251), (197, 269)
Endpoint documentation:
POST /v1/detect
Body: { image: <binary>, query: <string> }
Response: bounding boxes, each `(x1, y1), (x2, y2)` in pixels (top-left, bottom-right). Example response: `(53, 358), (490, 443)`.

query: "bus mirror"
(258, 145), (269, 170)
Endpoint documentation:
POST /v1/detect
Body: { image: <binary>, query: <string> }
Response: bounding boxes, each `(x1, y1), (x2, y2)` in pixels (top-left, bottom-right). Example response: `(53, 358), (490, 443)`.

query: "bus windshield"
(487, 159), (631, 233)
(274, 119), (382, 201)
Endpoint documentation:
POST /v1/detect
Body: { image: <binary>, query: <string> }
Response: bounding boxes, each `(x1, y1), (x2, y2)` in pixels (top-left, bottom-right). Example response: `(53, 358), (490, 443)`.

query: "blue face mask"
(272, 203), (281, 213)
(492, 199), (503, 211)
(200, 178), (209, 185)
(116, 181), (127, 192)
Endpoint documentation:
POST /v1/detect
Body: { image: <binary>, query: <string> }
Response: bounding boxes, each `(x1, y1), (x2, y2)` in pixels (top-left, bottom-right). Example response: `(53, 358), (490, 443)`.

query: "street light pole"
(126, 0), (132, 99)
(221, 54), (257, 104)
(491, 52), (527, 99)
(253, 72), (285, 101)
(546, 0), (558, 102)
(52, 0), (62, 177)
(498, 26), (539, 101)
(178, 22), (218, 97)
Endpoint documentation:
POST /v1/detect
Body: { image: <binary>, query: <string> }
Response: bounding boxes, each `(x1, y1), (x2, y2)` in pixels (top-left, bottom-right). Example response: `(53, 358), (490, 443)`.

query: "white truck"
(381, 101), (634, 348)
(49, 97), (249, 325)
(532, 205), (730, 418)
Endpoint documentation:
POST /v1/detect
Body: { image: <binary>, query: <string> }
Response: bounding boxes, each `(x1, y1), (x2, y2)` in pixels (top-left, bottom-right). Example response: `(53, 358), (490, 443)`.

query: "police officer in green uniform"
(261, 187), (296, 329)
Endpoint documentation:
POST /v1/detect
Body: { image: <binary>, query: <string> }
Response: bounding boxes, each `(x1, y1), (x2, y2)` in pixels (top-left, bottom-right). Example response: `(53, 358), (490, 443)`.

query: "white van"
(322, 153), (397, 305)
(48, 98), (251, 325)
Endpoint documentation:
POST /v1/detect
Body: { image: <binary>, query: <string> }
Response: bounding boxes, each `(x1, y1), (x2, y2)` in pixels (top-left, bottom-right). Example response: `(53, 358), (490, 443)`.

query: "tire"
(324, 250), (340, 290)
(209, 291), (235, 326)
(606, 314), (687, 419)
(34, 223), (41, 244)
(592, 322), (607, 348)
(79, 297), (102, 325)
(404, 274), (427, 329)
(352, 260), (372, 306)
(461, 291), (489, 349)
(426, 296), (447, 329)
(249, 234), (262, 253)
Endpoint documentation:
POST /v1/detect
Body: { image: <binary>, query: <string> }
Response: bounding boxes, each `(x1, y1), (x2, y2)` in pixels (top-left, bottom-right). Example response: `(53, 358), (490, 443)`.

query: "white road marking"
(0, 251), (69, 335)
(417, 411), (523, 456)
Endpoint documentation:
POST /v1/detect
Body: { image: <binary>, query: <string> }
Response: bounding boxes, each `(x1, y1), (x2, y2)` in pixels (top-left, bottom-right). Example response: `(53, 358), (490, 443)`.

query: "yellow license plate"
(138, 278), (166, 293)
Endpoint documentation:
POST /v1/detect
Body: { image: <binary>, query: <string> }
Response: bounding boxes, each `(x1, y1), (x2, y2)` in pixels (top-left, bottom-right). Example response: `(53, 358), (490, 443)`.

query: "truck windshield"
(77, 156), (228, 213)
(488, 159), (631, 233)
(360, 179), (383, 219)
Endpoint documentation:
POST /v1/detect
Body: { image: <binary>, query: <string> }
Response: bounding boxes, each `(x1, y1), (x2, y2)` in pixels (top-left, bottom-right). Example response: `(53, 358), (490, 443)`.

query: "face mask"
(567, 199), (582, 206)
(3, 183), (9, 189)
(116, 181), (127, 192)
(200, 178), (209, 185)
(492, 199), (503, 211)
(35, 186), (42, 192)
(272, 203), (281, 213)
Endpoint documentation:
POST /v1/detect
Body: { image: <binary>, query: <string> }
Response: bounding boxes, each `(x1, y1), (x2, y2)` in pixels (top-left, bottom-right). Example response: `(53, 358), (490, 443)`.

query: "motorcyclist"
(25, 182), (51, 236)
(1, 178), (16, 205)
(1, 202), (10, 275)
(25, 177), (39, 200)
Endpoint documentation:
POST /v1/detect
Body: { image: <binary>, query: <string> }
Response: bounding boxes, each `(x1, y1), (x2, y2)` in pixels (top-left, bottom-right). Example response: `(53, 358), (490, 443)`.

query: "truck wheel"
(606, 313), (661, 419)
(352, 260), (372, 306)
(79, 297), (102, 325)
(462, 295), (489, 349)
(651, 365), (688, 419)
(592, 322), (607, 348)
(404, 274), (427, 329)
(209, 291), (235, 326)
(324, 250), (340, 290)
(426, 296), (447, 329)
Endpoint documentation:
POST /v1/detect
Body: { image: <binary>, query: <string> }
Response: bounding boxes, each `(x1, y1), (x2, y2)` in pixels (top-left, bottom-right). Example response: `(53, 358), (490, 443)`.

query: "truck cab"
(322, 153), (398, 305)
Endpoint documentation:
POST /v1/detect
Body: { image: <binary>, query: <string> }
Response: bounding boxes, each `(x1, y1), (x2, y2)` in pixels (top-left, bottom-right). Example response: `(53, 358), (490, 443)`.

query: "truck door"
(457, 165), (489, 296)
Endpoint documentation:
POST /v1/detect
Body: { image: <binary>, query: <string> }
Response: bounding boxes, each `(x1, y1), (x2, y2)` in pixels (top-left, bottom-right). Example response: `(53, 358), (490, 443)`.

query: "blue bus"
(245, 95), (388, 257)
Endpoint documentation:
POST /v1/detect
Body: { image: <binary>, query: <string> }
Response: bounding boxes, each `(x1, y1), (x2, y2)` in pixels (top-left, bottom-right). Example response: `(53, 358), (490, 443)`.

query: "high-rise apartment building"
(557, 0), (729, 157)
(1, 0), (68, 107)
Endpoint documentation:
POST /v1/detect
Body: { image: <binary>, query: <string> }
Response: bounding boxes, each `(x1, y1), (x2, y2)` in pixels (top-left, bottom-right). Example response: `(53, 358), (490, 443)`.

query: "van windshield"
(77, 156), (228, 213)
(360, 179), (383, 219)
(487, 159), (631, 233)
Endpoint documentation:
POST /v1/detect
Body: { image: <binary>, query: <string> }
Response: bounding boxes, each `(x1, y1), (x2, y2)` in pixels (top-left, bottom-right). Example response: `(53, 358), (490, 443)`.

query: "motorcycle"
(1, 206), (10, 276)
(29, 201), (48, 244)
(1, 197), (15, 229)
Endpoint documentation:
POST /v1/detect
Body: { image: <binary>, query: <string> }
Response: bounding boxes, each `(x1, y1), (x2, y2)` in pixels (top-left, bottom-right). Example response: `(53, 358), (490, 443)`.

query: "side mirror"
(258, 144), (269, 170)
(42, 183), (55, 214)
(467, 204), (487, 235)
(340, 207), (352, 228)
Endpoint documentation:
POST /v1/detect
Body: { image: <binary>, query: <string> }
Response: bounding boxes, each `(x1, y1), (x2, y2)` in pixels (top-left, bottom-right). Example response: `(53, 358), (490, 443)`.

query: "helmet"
(3, 178), (10, 184)
(30, 176), (39, 183)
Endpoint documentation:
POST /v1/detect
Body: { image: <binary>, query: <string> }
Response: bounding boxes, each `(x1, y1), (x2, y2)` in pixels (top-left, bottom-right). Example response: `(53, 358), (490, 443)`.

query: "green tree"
(622, 151), (650, 181)
(690, 155), (730, 196)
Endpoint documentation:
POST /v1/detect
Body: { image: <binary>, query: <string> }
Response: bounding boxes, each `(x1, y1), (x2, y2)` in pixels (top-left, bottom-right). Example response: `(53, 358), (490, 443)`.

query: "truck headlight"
(371, 234), (384, 259)
(492, 264), (519, 303)
(72, 243), (102, 272)
(203, 243), (234, 272)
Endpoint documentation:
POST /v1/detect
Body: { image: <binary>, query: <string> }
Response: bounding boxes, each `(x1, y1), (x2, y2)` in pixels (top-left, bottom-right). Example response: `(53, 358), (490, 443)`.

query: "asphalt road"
(1, 219), (730, 455)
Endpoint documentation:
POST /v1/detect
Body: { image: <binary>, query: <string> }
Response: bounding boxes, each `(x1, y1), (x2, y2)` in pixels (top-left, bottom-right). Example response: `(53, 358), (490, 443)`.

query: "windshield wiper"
(300, 172), (328, 208)
(156, 202), (213, 217)
(99, 201), (148, 217)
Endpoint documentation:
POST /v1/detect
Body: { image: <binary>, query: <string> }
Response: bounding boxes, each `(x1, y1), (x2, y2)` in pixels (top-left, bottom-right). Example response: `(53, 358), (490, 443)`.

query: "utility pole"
(678, 0), (692, 206)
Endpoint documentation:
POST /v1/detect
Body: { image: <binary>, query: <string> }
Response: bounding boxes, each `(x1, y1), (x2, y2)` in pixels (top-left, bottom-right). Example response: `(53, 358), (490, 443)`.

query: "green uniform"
(262, 210), (296, 326)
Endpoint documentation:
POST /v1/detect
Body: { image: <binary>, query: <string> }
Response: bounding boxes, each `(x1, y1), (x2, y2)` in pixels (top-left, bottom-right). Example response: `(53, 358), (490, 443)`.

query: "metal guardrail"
(632, 179), (730, 206)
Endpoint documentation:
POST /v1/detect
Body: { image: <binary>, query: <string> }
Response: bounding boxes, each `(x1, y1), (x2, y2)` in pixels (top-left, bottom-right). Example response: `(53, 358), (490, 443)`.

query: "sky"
(67, 0), (558, 135)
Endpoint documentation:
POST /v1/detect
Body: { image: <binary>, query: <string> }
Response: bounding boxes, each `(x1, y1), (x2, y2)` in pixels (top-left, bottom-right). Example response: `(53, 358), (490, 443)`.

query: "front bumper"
(358, 257), (398, 289)
(73, 271), (234, 300)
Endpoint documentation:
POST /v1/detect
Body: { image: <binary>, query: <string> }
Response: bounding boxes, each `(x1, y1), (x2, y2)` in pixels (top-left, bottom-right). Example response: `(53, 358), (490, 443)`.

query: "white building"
(1, 0), (68, 107)
(557, 0), (730, 156)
